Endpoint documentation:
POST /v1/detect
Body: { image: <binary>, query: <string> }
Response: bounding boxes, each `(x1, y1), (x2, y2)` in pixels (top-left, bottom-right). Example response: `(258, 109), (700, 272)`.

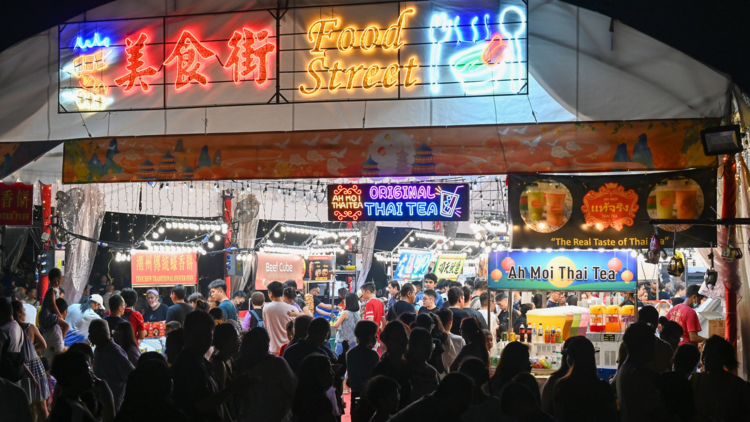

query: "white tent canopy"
(0, 0), (730, 145)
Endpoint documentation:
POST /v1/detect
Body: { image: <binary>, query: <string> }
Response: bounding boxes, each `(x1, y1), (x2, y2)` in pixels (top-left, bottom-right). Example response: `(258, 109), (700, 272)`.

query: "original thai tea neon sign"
(327, 183), (470, 222)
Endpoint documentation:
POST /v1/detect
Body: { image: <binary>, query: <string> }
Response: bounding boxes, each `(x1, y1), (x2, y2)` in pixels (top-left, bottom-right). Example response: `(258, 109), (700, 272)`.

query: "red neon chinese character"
(163, 30), (216, 90)
(115, 33), (159, 92)
(224, 28), (275, 85)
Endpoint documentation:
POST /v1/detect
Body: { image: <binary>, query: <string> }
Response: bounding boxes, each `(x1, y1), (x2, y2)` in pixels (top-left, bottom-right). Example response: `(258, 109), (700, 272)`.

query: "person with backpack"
(0, 298), (25, 384)
(242, 292), (265, 330)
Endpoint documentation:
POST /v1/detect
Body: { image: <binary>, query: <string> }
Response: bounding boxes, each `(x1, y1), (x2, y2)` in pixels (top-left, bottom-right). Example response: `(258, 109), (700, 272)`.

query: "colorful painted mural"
(0, 141), (62, 180)
(62, 119), (719, 183)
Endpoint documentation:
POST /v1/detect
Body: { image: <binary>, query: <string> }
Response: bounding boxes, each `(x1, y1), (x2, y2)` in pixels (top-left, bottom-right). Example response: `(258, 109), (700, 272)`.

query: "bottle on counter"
(544, 326), (550, 343)
(538, 323), (544, 343)
(502, 331), (508, 342)
(509, 331), (516, 342)
(556, 327), (563, 344)
(519, 325), (526, 342)
(550, 327), (556, 344)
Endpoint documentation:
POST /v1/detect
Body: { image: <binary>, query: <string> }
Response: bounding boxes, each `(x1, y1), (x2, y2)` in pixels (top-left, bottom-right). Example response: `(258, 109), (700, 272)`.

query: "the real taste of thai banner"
(62, 119), (719, 183)
(508, 169), (717, 249)
(487, 250), (637, 291)
(131, 251), (198, 286)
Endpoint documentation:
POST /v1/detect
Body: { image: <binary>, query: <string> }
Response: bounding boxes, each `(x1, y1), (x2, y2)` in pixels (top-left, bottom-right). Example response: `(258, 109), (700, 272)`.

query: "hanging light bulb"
(214, 234), (221, 241)
(152, 232), (159, 239)
(208, 242), (215, 248)
(166, 222), (172, 229)
(274, 231), (280, 238)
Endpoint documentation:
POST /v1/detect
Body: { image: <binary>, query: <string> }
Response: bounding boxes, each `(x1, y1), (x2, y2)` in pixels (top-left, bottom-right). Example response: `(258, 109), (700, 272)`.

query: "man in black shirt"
(447, 287), (469, 335)
(171, 310), (257, 422)
(166, 285), (194, 326)
(103, 295), (127, 335)
(462, 286), (488, 330)
(387, 283), (416, 321)
(418, 290), (440, 315)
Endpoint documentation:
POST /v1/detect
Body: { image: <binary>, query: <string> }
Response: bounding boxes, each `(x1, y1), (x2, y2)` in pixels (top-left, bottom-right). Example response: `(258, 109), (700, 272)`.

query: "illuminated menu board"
(327, 183), (469, 221)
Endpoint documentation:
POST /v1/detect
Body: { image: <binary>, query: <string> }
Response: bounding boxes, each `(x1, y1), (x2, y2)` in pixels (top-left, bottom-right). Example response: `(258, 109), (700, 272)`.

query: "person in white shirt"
(437, 308), (464, 371)
(64, 294), (103, 346)
(263, 282), (297, 355)
(0, 298), (25, 382)
(43, 298), (69, 361)
(13, 292), (37, 325)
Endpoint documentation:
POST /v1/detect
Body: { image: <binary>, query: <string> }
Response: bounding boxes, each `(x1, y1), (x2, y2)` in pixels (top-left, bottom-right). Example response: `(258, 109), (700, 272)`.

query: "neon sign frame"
(327, 183), (470, 222)
(57, 0), (527, 114)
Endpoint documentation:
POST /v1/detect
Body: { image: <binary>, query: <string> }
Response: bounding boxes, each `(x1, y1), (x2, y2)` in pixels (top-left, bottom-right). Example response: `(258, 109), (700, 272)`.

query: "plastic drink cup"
(655, 189), (674, 219)
(546, 193), (566, 227)
(527, 189), (544, 222)
(675, 188), (697, 219)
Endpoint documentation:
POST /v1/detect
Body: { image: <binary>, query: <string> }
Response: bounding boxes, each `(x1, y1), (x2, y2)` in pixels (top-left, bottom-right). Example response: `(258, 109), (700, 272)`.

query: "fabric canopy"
(0, 0), (731, 143)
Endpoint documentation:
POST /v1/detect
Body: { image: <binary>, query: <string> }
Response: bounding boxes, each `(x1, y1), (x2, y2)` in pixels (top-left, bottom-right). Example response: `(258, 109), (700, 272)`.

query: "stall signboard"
(0, 183), (33, 226)
(487, 250), (637, 291)
(394, 251), (433, 280)
(58, 0), (526, 113)
(307, 255), (336, 281)
(434, 255), (466, 280)
(254, 252), (306, 290)
(508, 169), (717, 249)
(327, 183), (469, 221)
(131, 251), (198, 286)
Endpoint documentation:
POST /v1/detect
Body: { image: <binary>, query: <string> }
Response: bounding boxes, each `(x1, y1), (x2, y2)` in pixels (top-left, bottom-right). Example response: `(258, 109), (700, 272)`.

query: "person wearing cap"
(665, 284), (706, 346)
(63, 293), (104, 346)
(144, 289), (169, 322)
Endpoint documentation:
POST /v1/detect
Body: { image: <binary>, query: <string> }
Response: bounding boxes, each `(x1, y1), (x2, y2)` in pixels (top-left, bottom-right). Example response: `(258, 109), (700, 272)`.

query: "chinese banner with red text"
(131, 251), (198, 286)
(0, 183), (33, 226)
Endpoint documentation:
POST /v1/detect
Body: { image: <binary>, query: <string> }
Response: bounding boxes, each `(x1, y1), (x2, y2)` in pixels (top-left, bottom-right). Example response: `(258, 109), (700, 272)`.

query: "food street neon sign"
(327, 183), (470, 222)
(299, 9), (419, 95)
(58, 2), (526, 112)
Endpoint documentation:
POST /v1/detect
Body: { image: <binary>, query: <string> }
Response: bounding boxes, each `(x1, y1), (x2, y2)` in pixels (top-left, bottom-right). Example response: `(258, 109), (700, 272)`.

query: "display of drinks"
(519, 325), (526, 342)
(555, 327), (562, 343)
(589, 305), (606, 332)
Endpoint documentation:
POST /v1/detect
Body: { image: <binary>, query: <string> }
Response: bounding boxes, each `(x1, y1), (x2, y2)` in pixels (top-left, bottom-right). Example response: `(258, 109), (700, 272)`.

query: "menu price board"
(433, 255), (466, 280)
(131, 251), (198, 286)
(307, 256), (336, 281)
(509, 170), (716, 249)
(328, 183), (470, 222)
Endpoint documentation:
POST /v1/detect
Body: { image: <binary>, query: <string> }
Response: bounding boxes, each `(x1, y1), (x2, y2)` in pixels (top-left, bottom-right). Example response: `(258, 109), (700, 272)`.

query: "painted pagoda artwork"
(411, 141), (436, 175)
(361, 155), (380, 177)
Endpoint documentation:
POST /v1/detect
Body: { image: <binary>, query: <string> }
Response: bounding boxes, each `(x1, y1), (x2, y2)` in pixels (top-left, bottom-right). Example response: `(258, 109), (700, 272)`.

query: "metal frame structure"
(58, 0), (528, 113)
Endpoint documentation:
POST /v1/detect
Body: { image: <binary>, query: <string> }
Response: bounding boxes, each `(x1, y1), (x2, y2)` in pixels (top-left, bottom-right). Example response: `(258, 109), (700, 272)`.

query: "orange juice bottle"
(605, 305), (622, 333)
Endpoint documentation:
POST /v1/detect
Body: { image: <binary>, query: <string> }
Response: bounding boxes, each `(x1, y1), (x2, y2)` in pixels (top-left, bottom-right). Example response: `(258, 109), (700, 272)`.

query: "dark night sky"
(1, 0), (748, 91)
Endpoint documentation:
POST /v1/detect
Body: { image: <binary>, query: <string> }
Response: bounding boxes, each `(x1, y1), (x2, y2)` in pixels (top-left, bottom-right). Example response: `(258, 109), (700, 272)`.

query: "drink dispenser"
(620, 305), (635, 332)
(589, 305), (605, 332)
(605, 305), (622, 333)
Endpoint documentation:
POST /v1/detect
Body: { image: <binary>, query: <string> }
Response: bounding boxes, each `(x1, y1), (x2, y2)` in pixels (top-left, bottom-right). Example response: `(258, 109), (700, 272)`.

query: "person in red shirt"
(666, 285), (706, 346)
(120, 288), (147, 343)
(361, 283), (385, 332)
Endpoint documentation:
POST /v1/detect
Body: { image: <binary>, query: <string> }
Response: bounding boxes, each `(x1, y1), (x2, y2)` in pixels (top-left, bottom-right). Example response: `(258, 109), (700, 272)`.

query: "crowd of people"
(0, 268), (748, 422)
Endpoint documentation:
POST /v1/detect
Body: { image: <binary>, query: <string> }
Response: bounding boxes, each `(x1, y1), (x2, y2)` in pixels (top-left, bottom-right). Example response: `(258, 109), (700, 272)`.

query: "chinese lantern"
(490, 269), (502, 281)
(621, 270), (634, 283)
(608, 257), (623, 272)
(501, 257), (515, 272)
